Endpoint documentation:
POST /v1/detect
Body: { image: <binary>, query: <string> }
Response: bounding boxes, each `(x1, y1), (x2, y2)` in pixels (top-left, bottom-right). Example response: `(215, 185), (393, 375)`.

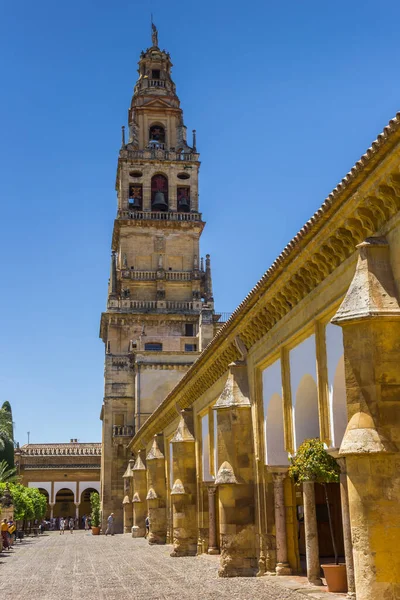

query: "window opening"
(185, 344), (197, 352)
(145, 342), (163, 351)
(151, 174), (168, 211)
(185, 323), (194, 337)
(177, 187), (190, 212)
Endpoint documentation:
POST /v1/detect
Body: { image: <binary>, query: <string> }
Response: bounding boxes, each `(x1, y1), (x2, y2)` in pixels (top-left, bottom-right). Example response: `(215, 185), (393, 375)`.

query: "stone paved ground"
(0, 531), (310, 600)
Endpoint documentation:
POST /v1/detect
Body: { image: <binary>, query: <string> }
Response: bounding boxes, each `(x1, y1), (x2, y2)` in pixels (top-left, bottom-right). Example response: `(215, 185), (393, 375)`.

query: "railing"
(124, 149), (200, 162)
(112, 425), (134, 437)
(119, 210), (202, 222)
(216, 312), (233, 323)
(129, 300), (157, 310)
(149, 79), (165, 88)
(121, 270), (192, 281)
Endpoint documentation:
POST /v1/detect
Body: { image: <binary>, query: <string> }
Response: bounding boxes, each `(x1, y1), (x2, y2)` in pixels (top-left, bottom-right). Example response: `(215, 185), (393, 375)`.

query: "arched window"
(151, 174), (168, 211)
(149, 124), (165, 145)
(177, 187), (190, 212)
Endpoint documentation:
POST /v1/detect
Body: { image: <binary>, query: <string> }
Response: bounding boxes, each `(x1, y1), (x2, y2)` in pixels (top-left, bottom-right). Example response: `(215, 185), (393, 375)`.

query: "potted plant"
(289, 439), (347, 593)
(90, 492), (101, 535)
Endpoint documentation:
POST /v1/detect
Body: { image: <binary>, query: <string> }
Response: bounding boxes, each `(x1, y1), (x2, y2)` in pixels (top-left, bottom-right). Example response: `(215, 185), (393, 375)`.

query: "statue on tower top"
(151, 22), (158, 47)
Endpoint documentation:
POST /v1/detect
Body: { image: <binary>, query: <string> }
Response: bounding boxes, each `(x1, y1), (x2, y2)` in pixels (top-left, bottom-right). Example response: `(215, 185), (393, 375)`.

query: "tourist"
(59, 517), (65, 534)
(69, 517), (74, 533)
(145, 515), (150, 538)
(1, 518), (10, 550)
(105, 512), (114, 536)
(84, 515), (90, 531)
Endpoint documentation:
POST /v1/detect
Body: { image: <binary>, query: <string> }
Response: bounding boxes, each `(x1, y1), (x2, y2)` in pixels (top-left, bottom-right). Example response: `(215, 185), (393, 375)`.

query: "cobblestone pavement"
(0, 531), (309, 600)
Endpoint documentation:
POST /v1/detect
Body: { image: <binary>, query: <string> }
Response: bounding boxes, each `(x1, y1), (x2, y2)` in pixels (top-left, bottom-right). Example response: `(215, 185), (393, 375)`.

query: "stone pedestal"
(332, 237), (400, 600)
(170, 410), (197, 556)
(214, 360), (257, 577)
(303, 481), (322, 586)
(207, 485), (219, 554)
(146, 436), (167, 545)
(271, 470), (291, 576)
(132, 451), (147, 537)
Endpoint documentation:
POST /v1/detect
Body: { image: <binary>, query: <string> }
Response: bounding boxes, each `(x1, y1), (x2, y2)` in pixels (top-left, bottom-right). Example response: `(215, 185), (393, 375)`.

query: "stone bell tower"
(99, 24), (215, 532)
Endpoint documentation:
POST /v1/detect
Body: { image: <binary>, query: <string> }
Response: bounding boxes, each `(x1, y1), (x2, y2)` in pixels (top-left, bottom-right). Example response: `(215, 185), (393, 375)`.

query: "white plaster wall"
(201, 413), (213, 481)
(290, 335), (320, 449)
(53, 482), (77, 503)
(28, 481), (51, 499)
(326, 323), (347, 448)
(79, 481), (100, 501)
(213, 409), (218, 477)
(262, 359), (288, 465)
(169, 441), (173, 489)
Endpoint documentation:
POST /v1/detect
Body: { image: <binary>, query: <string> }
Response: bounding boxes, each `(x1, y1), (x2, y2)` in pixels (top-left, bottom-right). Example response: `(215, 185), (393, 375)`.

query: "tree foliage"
(0, 459), (18, 483)
(0, 483), (47, 522)
(0, 403), (13, 455)
(289, 438), (340, 484)
(0, 401), (14, 468)
(90, 491), (101, 527)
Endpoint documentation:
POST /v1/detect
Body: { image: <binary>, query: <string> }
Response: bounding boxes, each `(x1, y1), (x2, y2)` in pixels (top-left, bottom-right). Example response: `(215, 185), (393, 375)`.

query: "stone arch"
(54, 488), (75, 519)
(149, 123), (166, 145)
(331, 355), (347, 447)
(265, 393), (288, 466)
(295, 374), (320, 449)
(151, 173), (169, 211)
(79, 487), (99, 525)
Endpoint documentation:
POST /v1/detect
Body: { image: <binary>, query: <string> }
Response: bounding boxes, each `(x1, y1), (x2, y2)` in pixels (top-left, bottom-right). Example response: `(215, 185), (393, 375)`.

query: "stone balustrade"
(121, 270), (192, 281)
(113, 425), (134, 438)
(124, 149), (200, 162)
(119, 209), (202, 222)
(107, 299), (202, 312)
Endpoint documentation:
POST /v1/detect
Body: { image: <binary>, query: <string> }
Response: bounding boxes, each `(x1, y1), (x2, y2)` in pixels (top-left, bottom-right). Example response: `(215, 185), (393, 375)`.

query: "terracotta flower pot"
(91, 526), (101, 536)
(321, 564), (348, 593)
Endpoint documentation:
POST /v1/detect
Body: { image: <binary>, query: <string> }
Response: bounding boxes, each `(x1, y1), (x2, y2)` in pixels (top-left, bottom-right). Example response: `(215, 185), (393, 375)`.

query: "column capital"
(206, 484), (217, 495)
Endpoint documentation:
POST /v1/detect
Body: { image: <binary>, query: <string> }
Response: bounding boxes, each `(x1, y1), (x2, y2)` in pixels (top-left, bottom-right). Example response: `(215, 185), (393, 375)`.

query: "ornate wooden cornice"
(129, 112), (400, 452)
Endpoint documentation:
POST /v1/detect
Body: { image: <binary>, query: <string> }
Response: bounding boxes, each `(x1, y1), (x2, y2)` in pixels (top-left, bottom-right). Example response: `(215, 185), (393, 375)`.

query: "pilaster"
(332, 236), (400, 600)
(214, 361), (257, 577)
(132, 451), (147, 537)
(170, 410), (197, 556)
(146, 435), (167, 544)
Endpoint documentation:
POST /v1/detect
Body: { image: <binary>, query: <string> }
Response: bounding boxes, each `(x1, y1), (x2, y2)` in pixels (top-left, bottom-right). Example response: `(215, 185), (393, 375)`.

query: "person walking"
(69, 517), (74, 534)
(145, 515), (150, 538)
(105, 513), (114, 536)
(1, 519), (10, 550)
(59, 517), (65, 535)
(84, 515), (89, 531)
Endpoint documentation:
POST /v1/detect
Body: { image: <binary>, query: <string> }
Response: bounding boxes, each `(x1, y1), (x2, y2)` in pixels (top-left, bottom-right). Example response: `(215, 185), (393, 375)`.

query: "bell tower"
(99, 24), (215, 532)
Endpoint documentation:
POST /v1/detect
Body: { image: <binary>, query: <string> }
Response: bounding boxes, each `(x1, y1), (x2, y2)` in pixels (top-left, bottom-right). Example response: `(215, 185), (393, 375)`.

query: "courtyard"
(0, 531), (343, 600)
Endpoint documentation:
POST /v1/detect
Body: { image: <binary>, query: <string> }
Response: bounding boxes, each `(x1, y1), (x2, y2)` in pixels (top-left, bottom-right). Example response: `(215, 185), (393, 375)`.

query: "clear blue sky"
(1, 1), (399, 444)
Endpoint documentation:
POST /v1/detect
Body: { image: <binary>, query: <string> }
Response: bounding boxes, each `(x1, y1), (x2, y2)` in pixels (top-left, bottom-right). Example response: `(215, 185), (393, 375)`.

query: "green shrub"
(90, 492), (101, 527)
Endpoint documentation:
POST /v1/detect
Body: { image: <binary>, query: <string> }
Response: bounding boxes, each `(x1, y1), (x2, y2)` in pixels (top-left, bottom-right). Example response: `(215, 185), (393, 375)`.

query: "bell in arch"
(129, 197), (141, 210)
(152, 191), (168, 211)
(178, 195), (190, 212)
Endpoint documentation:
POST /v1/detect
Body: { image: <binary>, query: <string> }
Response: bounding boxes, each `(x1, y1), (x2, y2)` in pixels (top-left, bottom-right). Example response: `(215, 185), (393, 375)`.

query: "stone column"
(207, 485), (219, 554)
(49, 503), (55, 520)
(170, 410), (197, 556)
(146, 435), (167, 544)
(337, 458), (356, 599)
(75, 503), (80, 529)
(271, 470), (291, 575)
(303, 481), (322, 586)
(214, 360), (257, 577)
(132, 451), (147, 537)
(122, 459), (134, 533)
(332, 237), (400, 600)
